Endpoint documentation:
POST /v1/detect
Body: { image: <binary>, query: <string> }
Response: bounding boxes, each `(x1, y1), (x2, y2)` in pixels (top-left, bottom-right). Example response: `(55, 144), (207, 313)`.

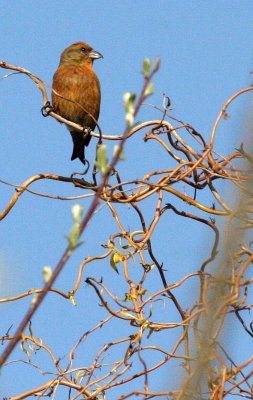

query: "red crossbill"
(52, 42), (103, 164)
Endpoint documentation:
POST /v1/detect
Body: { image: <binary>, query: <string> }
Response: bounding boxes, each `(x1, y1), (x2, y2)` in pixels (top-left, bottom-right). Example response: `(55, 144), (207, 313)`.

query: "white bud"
(71, 204), (84, 223)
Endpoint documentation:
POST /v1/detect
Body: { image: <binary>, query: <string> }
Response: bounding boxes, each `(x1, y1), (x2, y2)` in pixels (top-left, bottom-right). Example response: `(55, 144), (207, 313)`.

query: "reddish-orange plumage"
(52, 42), (103, 164)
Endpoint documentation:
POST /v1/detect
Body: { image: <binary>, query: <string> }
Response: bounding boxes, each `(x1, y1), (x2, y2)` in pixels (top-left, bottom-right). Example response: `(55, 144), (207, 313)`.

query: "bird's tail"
(70, 131), (91, 164)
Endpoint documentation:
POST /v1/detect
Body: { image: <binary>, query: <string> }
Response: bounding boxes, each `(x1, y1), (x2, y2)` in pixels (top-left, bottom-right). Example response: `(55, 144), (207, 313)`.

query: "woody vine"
(0, 59), (253, 400)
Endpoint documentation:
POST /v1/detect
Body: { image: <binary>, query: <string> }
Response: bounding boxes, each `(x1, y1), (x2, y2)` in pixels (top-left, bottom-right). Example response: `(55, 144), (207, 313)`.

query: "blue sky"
(1, 1), (253, 398)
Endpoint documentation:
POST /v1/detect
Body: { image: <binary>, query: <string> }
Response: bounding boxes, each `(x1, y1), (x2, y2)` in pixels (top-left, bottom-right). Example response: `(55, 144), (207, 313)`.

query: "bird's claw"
(41, 101), (54, 117)
(83, 126), (92, 139)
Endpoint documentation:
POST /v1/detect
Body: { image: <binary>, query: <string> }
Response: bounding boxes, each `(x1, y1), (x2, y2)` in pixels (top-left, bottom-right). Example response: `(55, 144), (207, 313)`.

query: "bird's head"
(59, 42), (103, 67)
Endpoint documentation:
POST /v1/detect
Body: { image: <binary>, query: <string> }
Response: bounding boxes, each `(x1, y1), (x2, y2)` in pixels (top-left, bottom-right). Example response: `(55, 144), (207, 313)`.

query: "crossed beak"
(89, 50), (103, 59)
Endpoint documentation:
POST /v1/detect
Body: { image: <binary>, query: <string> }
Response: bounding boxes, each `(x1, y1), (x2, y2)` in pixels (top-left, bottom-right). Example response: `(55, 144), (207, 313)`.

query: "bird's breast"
(52, 63), (101, 130)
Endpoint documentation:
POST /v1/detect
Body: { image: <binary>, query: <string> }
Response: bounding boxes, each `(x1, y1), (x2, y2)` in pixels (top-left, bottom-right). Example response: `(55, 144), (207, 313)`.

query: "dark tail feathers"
(70, 130), (91, 164)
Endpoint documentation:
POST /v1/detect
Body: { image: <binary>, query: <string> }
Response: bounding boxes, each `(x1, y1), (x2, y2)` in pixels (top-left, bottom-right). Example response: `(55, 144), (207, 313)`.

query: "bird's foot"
(41, 101), (54, 117)
(83, 126), (92, 139)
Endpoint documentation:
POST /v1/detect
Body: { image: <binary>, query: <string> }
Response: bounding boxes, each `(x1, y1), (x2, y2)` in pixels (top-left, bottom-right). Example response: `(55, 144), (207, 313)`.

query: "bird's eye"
(81, 47), (88, 53)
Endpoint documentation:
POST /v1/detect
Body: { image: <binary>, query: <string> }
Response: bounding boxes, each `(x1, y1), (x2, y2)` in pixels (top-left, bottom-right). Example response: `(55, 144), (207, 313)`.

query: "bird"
(52, 41), (103, 165)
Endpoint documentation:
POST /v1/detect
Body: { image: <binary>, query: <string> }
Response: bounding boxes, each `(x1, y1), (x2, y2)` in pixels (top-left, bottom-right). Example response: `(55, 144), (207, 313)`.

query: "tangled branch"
(1, 60), (253, 400)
